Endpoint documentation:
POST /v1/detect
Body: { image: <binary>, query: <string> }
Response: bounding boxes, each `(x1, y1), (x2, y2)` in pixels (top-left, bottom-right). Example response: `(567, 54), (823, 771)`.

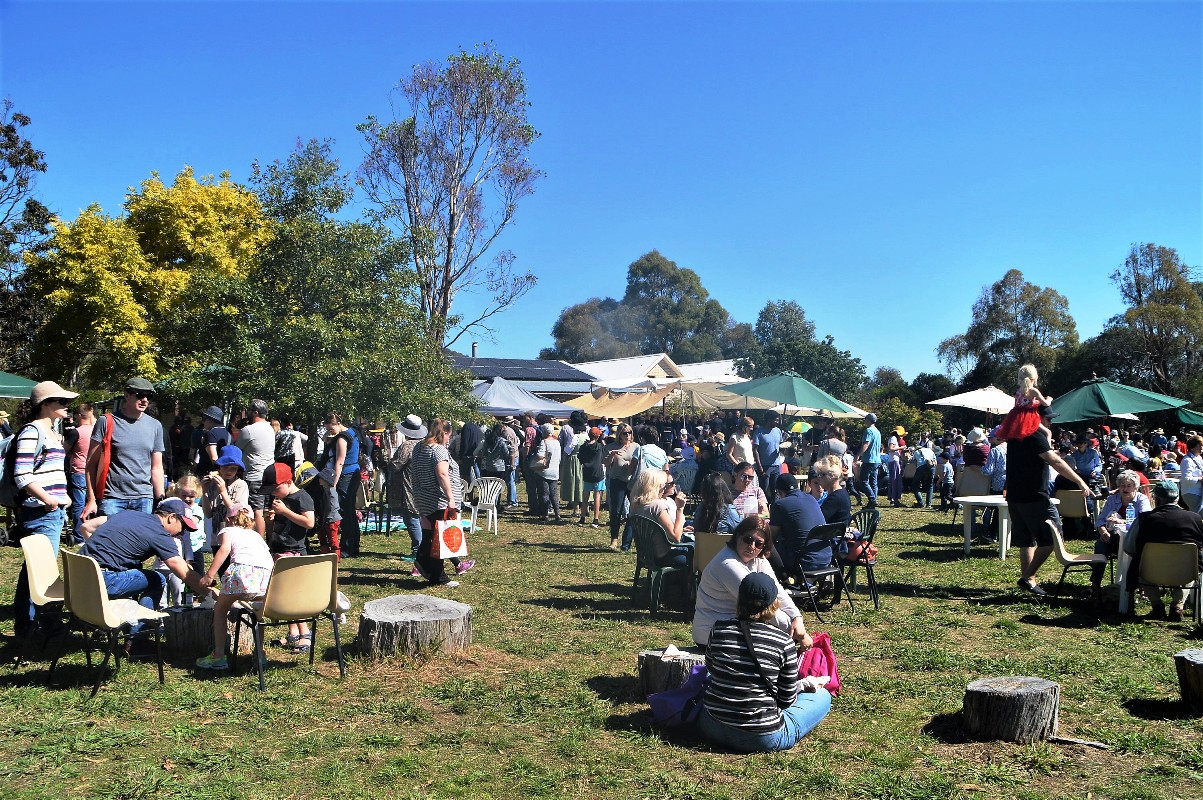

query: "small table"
(954, 495), (1059, 561)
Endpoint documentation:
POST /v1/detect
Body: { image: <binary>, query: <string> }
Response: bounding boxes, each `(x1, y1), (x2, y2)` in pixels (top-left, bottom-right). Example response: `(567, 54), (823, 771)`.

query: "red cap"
(262, 463), (293, 486)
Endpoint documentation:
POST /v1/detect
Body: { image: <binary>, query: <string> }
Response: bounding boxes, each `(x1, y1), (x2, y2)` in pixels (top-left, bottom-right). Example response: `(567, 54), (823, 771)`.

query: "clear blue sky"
(3, 1), (1200, 383)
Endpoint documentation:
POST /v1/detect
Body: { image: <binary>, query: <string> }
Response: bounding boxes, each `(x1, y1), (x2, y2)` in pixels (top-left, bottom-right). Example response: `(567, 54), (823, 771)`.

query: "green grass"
(1, 501), (1201, 799)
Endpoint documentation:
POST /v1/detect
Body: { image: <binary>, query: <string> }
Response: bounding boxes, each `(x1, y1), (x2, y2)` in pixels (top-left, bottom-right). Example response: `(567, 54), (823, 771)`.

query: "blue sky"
(3, 1), (1200, 383)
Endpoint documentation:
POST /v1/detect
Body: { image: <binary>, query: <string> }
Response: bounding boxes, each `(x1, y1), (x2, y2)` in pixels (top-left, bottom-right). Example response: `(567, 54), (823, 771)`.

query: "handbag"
(799, 631), (841, 695)
(647, 663), (709, 726)
(433, 508), (468, 559)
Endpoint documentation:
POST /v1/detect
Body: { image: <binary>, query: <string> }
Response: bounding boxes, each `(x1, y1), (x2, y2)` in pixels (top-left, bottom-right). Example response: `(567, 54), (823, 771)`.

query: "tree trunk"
(637, 648), (707, 696)
(356, 594), (472, 658)
(162, 605), (253, 657)
(1173, 649), (1203, 715)
(962, 676), (1060, 743)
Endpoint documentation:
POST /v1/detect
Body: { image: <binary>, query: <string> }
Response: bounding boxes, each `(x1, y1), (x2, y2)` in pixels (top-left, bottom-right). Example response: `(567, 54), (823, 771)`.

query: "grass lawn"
(1, 500), (1201, 800)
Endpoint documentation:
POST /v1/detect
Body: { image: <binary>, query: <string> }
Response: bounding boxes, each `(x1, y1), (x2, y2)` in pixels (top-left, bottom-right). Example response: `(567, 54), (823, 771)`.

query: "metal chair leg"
(331, 613), (346, 679)
(253, 624), (267, 691)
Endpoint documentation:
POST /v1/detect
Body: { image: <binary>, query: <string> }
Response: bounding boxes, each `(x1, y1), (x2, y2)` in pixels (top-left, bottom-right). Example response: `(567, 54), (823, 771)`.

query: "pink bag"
(799, 631), (840, 695)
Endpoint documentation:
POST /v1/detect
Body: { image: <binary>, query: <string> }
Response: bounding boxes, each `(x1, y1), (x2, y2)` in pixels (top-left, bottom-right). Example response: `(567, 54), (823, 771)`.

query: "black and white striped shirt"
(703, 619), (799, 732)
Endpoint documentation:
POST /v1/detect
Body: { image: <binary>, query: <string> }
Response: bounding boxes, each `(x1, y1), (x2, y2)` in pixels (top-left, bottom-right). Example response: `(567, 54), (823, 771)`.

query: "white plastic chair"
(1137, 542), (1202, 622)
(469, 477), (505, 536)
(1046, 520), (1109, 597)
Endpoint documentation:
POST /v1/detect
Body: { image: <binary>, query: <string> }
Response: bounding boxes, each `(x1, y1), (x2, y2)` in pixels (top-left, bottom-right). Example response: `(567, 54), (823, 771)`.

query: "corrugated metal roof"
(574, 353), (684, 380)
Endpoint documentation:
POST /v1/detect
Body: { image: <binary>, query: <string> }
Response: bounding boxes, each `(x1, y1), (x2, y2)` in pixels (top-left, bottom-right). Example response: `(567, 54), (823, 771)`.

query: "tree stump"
(356, 594), (472, 658)
(637, 647), (707, 695)
(162, 605), (253, 657)
(1173, 649), (1203, 715)
(962, 676), (1060, 743)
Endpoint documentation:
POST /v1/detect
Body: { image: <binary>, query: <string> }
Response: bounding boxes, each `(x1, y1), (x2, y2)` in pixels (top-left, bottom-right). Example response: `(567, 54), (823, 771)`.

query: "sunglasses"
(126, 390), (153, 400)
(737, 473), (754, 480)
(740, 535), (766, 549)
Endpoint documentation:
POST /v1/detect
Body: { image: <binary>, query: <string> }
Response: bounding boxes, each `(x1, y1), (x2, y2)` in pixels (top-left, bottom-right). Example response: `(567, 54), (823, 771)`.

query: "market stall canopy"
(564, 385), (676, 418)
(926, 386), (1015, 415)
(0, 370), (38, 399)
(1050, 378), (1189, 424)
(470, 376), (580, 417)
(723, 372), (859, 415)
(669, 382), (778, 411)
(1178, 408), (1203, 427)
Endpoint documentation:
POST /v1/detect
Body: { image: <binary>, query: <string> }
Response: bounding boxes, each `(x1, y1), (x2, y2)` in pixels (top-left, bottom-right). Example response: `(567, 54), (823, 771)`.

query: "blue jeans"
(102, 567), (167, 628)
(859, 461), (879, 503)
(68, 473), (87, 539)
(336, 470), (362, 556)
(403, 515), (422, 554)
(506, 468), (518, 505)
(100, 496), (154, 516)
(913, 464), (934, 507)
(12, 504), (66, 634)
(697, 690), (831, 752)
(607, 478), (629, 545)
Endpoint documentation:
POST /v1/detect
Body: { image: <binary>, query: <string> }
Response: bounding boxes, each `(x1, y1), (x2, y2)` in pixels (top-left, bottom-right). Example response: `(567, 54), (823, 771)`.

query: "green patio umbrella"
(1050, 378), (1189, 424)
(0, 369), (37, 399)
(722, 371), (859, 415)
(1177, 408), (1203, 427)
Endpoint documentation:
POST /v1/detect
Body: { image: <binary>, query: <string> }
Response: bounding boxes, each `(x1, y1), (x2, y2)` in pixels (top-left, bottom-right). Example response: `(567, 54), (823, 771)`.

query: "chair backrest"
(1054, 490), (1091, 520)
(260, 553), (339, 621)
(693, 531), (732, 573)
(1139, 542), (1201, 588)
(629, 514), (672, 564)
(472, 477), (505, 505)
(21, 534), (63, 605)
(62, 550), (123, 629)
(1045, 519), (1079, 566)
(672, 465), (699, 495)
(850, 507), (881, 545)
(958, 466), (990, 497)
(801, 521), (847, 570)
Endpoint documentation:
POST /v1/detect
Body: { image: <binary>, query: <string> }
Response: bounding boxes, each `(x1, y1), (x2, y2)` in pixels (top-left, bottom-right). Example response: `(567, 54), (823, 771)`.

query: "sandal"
(292, 636), (312, 653)
(275, 634), (301, 648)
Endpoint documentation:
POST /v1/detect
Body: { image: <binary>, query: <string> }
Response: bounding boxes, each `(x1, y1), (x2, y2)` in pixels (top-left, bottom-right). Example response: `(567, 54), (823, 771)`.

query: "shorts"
(587, 479), (606, 493)
(221, 563), (271, 596)
(246, 477), (267, 510)
(1007, 500), (1055, 548)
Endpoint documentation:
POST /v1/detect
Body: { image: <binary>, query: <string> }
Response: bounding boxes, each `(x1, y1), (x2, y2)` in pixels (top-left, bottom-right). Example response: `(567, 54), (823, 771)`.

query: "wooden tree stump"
(1173, 649), (1203, 715)
(637, 647), (707, 695)
(162, 605), (253, 657)
(357, 594), (472, 658)
(962, 676), (1060, 743)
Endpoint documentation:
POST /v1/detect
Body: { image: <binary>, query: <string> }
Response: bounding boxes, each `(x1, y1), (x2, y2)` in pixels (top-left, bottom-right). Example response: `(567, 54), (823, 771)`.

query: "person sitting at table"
(767, 473), (830, 582)
(1090, 469), (1151, 604)
(691, 472), (742, 534)
(1123, 480), (1203, 621)
(629, 467), (690, 567)
(692, 516), (812, 648)
(731, 462), (769, 517)
(695, 572), (831, 752)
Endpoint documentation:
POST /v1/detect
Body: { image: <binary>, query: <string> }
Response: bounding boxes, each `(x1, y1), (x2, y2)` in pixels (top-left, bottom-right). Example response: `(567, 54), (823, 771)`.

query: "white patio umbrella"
(926, 386), (1016, 415)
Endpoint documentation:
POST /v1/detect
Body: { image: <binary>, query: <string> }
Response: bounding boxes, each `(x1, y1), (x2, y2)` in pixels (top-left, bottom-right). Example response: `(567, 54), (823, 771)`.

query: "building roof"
(574, 353), (684, 381)
(450, 354), (595, 383)
(677, 359), (742, 384)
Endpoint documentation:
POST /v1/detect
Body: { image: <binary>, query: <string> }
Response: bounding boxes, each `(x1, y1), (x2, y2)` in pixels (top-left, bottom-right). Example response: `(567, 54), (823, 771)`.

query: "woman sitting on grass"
(696, 572), (832, 752)
(692, 516), (812, 649)
(195, 503), (274, 671)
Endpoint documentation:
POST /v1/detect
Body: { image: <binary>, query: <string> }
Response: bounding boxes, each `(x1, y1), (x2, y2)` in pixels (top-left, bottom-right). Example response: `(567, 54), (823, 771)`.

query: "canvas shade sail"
(470, 376), (581, 417)
(0, 370), (37, 399)
(564, 385), (676, 418)
(1050, 378), (1189, 424)
(926, 386), (1016, 415)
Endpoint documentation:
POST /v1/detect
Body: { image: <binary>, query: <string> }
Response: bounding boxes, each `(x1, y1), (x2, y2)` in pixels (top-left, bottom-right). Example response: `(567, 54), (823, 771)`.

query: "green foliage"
(540, 250), (749, 363)
(937, 269), (1078, 390)
(871, 395), (945, 441)
(359, 43), (542, 348)
(738, 300), (866, 399)
(0, 98), (52, 373)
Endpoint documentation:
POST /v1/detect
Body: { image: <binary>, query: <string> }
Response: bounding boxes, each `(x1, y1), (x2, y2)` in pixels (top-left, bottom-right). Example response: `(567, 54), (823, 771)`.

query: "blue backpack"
(0, 424), (45, 509)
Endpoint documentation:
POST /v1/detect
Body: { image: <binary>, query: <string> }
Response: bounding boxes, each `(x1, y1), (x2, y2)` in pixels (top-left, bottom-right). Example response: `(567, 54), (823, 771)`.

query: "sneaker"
(591, 520), (600, 528)
(400, 553), (416, 562)
(195, 654), (228, 670)
(455, 559), (476, 575)
(438, 580), (461, 588)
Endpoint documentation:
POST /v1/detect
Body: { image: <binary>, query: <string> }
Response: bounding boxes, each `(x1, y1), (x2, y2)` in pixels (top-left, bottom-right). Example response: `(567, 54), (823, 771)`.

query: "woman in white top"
(728, 416), (756, 468)
(1179, 435), (1203, 513)
(629, 468), (689, 566)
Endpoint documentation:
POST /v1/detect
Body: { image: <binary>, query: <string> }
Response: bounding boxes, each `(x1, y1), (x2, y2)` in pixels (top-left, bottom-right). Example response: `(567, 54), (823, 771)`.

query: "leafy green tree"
(872, 396), (944, 443)
(862, 366), (917, 408)
(0, 99), (52, 373)
(1103, 243), (1203, 400)
(737, 300), (865, 400)
(936, 269), (1077, 389)
(909, 372), (957, 404)
(358, 44), (542, 348)
(541, 250), (746, 363)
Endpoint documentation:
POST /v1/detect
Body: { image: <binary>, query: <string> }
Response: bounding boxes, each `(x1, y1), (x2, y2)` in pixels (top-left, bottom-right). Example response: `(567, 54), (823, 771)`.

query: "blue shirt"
(753, 425), (784, 468)
(981, 445), (1008, 493)
(769, 489), (829, 571)
(1071, 447), (1101, 480)
(861, 425), (882, 464)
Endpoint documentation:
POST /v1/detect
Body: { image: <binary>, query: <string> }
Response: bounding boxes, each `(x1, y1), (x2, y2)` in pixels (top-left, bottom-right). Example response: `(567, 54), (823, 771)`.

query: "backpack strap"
(738, 620), (780, 699)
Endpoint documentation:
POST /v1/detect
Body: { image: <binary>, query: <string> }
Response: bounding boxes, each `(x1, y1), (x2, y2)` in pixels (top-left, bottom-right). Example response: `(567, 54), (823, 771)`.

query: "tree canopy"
(539, 250), (753, 363)
(936, 269), (1078, 390)
(737, 300), (866, 400)
(358, 44), (542, 348)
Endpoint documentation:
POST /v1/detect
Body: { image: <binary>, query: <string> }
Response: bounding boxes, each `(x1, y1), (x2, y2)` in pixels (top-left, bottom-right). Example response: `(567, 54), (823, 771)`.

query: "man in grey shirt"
(83, 377), (166, 518)
(236, 399), (276, 535)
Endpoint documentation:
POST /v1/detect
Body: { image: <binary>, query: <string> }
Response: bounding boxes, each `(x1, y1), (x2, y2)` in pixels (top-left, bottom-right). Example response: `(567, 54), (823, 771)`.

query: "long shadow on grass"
(337, 567), (420, 590)
(875, 580), (1035, 605)
(922, 711), (972, 744)
(508, 540), (611, 554)
(1123, 697), (1200, 721)
(522, 594), (690, 623)
(895, 548), (985, 563)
